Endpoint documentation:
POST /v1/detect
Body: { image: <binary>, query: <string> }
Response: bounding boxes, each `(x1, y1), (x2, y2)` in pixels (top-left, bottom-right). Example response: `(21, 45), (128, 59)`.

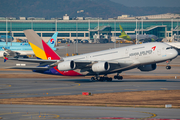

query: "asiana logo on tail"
(50, 38), (54, 44)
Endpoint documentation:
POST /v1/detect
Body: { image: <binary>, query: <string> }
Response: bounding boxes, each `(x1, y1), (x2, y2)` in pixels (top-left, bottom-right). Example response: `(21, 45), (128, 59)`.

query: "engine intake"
(58, 60), (76, 71)
(92, 62), (110, 73)
(138, 64), (156, 71)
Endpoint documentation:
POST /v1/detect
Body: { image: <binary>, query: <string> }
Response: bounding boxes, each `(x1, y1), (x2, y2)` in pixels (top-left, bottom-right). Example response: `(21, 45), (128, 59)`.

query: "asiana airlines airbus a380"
(7, 30), (178, 81)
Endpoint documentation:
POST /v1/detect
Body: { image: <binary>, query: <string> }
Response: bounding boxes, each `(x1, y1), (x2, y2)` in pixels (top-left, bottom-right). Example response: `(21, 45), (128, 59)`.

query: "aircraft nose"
(166, 48), (178, 59)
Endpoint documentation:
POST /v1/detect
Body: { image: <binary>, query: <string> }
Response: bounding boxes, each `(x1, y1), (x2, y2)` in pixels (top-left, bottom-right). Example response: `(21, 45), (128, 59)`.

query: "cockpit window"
(166, 47), (173, 50)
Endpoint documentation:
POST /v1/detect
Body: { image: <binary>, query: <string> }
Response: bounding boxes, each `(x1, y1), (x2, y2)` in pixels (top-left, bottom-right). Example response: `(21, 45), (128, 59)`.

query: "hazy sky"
(111, 0), (180, 7)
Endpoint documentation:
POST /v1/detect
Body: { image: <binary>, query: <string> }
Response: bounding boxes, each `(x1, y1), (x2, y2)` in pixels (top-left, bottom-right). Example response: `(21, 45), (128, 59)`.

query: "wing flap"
(73, 60), (92, 69)
(72, 59), (134, 72)
(6, 66), (49, 70)
(8, 58), (61, 63)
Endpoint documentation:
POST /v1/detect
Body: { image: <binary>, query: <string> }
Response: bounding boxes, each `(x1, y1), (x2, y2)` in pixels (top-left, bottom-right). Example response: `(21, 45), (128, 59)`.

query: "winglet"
(24, 29), (61, 60)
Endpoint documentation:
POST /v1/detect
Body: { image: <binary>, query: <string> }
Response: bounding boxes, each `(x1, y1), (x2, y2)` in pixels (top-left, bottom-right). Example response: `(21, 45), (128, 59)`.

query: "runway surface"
(0, 104), (180, 120)
(1, 78), (180, 99)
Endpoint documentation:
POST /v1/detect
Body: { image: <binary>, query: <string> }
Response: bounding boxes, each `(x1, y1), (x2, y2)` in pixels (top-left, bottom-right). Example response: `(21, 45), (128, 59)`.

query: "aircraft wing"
(7, 58), (63, 68)
(2, 47), (20, 57)
(73, 59), (134, 72)
(165, 42), (180, 49)
(7, 58), (135, 73)
(9, 58), (60, 63)
(6, 66), (49, 70)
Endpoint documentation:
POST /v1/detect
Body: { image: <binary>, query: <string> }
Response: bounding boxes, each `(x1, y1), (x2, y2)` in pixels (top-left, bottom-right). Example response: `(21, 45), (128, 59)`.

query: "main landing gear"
(114, 73), (123, 80)
(114, 75), (123, 80)
(91, 75), (112, 82)
(91, 74), (123, 82)
(166, 60), (171, 70)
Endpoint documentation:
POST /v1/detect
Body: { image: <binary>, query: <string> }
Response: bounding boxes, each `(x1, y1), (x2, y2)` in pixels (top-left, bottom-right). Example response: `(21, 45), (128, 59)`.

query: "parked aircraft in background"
(7, 29), (178, 81)
(0, 42), (29, 46)
(0, 32), (58, 58)
(119, 25), (158, 43)
(0, 35), (14, 42)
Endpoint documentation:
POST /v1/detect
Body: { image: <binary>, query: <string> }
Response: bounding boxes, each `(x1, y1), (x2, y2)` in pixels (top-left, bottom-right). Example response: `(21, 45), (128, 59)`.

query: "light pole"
(141, 18), (143, 35)
(29, 17), (35, 29)
(88, 19), (90, 42)
(136, 18), (137, 45)
(98, 18), (99, 41)
(6, 17), (8, 45)
(9, 17), (13, 46)
(114, 19), (116, 48)
(171, 19), (173, 42)
(75, 10), (84, 54)
(177, 19), (179, 42)
(31, 19), (33, 29)
(55, 19), (57, 46)
(76, 19), (78, 54)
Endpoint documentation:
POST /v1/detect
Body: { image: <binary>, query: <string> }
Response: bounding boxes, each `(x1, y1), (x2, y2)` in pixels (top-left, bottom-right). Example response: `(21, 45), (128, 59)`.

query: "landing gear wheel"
(114, 76), (123, 80)
(166, 66), (171, 70)
(98, 77), (112, 82)
(91, 77), (95, 81)
(166, 60), (172, 70)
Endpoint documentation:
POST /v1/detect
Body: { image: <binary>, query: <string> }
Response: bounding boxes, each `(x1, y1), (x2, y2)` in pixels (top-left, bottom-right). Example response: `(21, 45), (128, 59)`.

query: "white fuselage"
(62, 42), (177, 75)
(65, 42), (177, 63)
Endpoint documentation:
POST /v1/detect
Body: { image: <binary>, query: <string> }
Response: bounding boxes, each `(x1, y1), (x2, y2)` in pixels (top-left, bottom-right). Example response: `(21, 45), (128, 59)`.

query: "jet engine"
(138, 64), (156, 71)
(0, 52), (6, 57)
(58, 60), (76, 71)
(92, 62), (110, 72)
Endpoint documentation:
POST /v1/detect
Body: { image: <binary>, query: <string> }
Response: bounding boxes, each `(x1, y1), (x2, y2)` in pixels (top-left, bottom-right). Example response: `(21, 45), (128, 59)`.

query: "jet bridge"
(89, 26), (112, 43)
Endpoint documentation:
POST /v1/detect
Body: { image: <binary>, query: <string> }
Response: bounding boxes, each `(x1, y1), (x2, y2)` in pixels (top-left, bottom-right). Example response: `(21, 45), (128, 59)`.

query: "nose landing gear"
(166, 60), (171, 70)
(166, 66), (171, 70)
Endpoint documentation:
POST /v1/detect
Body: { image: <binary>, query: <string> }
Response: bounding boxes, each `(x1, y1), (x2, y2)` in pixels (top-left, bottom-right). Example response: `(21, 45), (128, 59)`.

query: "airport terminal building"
(0, 13), (180, 42)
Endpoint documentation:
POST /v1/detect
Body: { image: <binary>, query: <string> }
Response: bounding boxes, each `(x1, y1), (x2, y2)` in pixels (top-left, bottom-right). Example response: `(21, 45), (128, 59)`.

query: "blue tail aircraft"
(1, 32), (58, 59)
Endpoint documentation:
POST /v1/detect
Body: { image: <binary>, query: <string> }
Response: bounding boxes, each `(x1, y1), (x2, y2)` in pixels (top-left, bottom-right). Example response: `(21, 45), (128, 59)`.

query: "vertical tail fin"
(47, 32), (58, 50)
(119, 25), (127, 36)
(24, 30), (60, 60)
(119, 25), (132, 41)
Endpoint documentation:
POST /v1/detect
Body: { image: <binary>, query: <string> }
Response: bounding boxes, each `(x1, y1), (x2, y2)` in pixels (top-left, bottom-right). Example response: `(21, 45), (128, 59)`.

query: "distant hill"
(0, 0), (180, 19)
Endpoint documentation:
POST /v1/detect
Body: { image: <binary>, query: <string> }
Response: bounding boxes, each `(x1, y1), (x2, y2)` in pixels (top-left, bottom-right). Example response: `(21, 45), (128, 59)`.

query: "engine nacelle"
(0, 51), (8, 57)
(57, 60), (76, 71)
(138, 64), (156, 71)
(92, 62), (110, 73)
(0, 52), (4, 57)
